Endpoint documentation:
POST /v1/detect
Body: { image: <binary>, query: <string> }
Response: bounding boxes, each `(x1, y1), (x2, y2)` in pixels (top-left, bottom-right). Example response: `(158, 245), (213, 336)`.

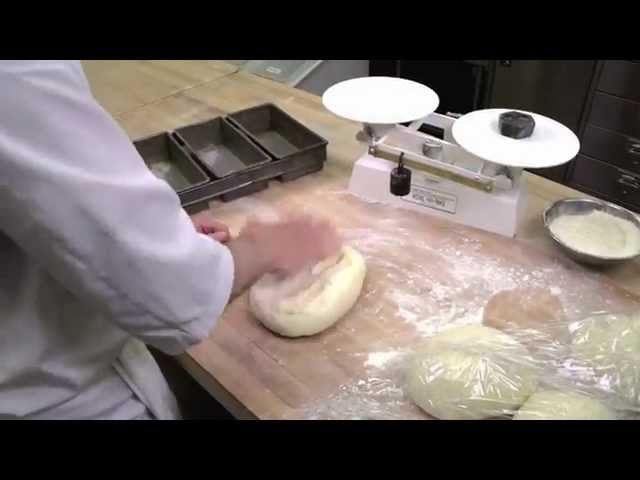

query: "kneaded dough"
(514, 389), (617, 420)
(248, 246), (366, 338)
(570, 312), (640, 406)
(406, 325), (539, 420)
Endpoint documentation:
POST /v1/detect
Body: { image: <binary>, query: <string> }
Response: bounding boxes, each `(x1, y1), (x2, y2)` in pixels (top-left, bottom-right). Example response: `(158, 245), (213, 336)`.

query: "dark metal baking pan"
(180, 148), (325, 213)
(173, 117), (270, 178)
(133, 132), (209, 193)
(227, 103), (328, 162)
(220, 181), (269, 203)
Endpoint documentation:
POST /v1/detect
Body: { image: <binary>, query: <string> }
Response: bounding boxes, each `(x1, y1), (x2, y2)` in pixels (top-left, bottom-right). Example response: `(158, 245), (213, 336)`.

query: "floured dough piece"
(249, 246), (366, 337)
(483, 288), (568, 350)
(406, 325), (540, 420)
(514, 389), (617, 420)
(570, 312), (640, 406)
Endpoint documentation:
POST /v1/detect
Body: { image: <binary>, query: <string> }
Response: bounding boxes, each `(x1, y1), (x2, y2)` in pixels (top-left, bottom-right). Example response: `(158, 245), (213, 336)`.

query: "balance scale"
(322, 77), (581, 238)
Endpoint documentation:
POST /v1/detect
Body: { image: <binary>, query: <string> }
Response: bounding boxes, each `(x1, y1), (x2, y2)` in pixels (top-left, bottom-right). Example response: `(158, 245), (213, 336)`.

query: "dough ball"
(570, 312), (640, 406)
(514, 389), (617, 420)
(406, 325), (540, 420)
(483, 288), (568, 350)
(248, 246), (366, 338)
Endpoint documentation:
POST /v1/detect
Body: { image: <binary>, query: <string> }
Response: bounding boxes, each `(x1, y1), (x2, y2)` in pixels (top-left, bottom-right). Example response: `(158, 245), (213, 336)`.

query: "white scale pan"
(322, 76), (439, 125)
(452, 109), (580, 169)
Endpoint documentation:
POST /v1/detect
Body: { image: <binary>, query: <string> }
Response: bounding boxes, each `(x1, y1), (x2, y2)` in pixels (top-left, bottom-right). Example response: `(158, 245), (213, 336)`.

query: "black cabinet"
(582, 124), (640, 174)
(567, 60), (640, 212)
(598, 60), (640, 103)
(572, 154), (640, 211)
(589, 92), (640, 138)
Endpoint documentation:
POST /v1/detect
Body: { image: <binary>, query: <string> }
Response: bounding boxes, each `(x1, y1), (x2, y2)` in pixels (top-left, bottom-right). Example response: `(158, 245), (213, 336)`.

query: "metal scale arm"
(363, 114), (516, 193)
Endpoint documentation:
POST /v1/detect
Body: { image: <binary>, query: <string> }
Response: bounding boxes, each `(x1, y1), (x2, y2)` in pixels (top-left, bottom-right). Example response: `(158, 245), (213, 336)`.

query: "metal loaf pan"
(181, 149), (326, 213)
(227, 103), (328, 164)
(173, 117), (271, 178)
(133, 132), (209, 194)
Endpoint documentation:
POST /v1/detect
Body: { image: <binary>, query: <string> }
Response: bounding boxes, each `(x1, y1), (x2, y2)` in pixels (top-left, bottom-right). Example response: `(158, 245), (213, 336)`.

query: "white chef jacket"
(0, 61), (234, 419)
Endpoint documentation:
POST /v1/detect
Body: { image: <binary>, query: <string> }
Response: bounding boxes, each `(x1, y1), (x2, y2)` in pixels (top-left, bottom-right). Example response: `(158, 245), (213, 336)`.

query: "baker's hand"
(227, 214), (342, 296)
(190, 212), (231, 243)
(254, 215), (342, 275)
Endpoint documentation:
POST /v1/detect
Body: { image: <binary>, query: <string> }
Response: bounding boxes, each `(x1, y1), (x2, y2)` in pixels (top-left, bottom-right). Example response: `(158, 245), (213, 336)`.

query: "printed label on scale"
(403, 185), (457, 214)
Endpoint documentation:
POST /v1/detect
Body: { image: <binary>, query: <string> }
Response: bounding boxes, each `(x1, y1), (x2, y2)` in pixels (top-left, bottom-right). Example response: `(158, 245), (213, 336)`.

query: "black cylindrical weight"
(390, 164), (411, 196)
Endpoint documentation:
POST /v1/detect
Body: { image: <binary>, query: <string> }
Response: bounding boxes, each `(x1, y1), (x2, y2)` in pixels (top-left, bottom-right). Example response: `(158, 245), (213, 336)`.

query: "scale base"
(348, 154), (528, 238)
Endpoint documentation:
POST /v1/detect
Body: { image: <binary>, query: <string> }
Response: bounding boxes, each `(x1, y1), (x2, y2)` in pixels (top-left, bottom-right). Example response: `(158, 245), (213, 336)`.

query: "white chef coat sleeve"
(0, 61), (234, 355)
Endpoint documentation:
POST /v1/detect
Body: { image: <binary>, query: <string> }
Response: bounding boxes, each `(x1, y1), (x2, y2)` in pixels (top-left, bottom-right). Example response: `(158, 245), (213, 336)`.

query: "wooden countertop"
(81, 60), (240, 116)
(83, 61), (640, 419)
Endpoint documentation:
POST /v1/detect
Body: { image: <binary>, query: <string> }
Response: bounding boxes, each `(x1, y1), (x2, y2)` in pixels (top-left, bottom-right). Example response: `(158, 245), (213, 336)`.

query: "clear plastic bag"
(403, 317), (640, 420)
(301, 307), (640, 420)
(405, 325), (542, 420)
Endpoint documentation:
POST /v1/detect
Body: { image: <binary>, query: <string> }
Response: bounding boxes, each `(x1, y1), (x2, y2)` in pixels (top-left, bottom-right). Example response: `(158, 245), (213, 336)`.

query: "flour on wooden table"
(298, 200), (640, 419)
(215, 186), (640, 419)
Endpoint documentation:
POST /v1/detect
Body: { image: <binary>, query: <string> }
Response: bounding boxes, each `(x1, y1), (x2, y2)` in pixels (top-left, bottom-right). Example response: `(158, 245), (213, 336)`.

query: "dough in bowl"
(248, 246), (366, 338)
(406, 325), (539, 420)
(514, 389), (617, 420)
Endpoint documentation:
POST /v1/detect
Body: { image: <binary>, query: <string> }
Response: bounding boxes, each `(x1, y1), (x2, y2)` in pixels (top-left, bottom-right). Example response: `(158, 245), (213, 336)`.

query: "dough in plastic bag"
(249, 246), (366, 337)
(514, 389), (617, 420)
(406, 325), (539, 420)
(570, 312), (640, 406)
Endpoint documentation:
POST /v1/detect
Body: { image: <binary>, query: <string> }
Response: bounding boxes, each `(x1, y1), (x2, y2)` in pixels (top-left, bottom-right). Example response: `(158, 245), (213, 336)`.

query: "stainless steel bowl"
(543, 197), (640, 267)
